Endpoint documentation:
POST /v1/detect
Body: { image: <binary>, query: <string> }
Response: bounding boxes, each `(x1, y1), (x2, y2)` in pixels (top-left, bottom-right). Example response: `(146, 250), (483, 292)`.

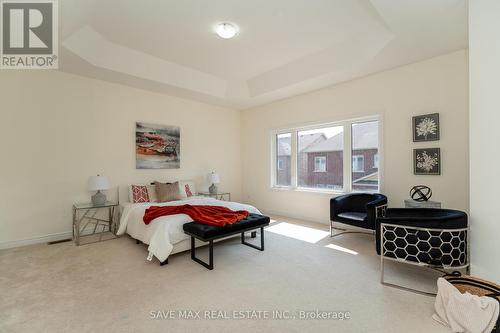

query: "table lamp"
(88, 175), (110, 206)
(209, 172), (220, 194)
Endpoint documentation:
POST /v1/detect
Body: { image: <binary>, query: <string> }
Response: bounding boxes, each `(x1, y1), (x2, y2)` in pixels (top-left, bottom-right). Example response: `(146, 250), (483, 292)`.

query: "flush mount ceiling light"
(215, 22), (239, 39)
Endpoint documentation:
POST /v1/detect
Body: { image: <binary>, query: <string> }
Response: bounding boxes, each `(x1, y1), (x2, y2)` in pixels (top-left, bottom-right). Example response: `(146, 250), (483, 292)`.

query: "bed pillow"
(145, 184), (158, 202)
(155, 181), (181, 202)
(128, 184), (158, 203)
(178, 180), (196, 198)
(131, 185), (149, 203)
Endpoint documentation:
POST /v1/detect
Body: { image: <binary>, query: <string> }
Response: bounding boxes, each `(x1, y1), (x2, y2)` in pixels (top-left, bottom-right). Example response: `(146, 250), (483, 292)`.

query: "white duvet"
(117, 196), (262, 262)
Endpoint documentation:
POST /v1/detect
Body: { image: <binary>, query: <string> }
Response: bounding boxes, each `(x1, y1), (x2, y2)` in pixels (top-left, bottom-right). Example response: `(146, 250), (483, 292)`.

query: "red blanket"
(143, 204), (249, 227)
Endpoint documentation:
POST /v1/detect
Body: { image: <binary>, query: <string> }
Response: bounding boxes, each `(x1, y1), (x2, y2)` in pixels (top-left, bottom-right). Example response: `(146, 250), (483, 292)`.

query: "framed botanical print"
(413, 113), (440, 142)
(414, 148), (441, 175)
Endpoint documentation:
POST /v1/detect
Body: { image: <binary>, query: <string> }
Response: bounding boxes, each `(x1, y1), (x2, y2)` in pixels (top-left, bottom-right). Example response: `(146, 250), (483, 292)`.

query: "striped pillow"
(155, 181), (181, 202)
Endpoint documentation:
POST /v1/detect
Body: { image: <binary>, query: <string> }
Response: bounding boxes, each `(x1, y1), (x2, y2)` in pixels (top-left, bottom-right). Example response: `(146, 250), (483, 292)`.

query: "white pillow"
(146, 184), (158, 202)
(178, 180), (196, 198)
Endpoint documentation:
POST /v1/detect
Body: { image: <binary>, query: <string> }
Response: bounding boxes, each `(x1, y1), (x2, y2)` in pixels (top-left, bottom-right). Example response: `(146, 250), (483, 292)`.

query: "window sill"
(271, 186), (379, 195)
(271, 186), (346, 196)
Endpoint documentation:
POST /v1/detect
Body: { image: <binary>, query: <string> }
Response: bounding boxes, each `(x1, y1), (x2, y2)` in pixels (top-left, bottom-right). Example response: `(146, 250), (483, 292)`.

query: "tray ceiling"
(59, 0), (467, 109)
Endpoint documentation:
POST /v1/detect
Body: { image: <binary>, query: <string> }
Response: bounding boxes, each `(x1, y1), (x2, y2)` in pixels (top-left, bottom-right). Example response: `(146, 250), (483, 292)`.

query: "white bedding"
(117, 196), (262, 262)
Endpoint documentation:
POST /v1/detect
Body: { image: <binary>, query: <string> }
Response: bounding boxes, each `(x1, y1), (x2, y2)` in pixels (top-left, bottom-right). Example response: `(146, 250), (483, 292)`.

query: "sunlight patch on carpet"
(266, 222), (329, 243)
(324, 243), (358, 255)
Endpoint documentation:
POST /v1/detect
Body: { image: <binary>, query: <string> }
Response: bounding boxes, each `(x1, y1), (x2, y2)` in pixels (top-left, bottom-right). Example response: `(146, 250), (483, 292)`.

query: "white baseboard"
(261, 208), (329, 226)
(0, 231), (73, 250)
(0, 210), (327, 250)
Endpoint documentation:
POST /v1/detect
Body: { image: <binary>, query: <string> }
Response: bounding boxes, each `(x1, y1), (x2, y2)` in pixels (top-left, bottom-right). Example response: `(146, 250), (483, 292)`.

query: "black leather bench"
(182, 213), (270, 270)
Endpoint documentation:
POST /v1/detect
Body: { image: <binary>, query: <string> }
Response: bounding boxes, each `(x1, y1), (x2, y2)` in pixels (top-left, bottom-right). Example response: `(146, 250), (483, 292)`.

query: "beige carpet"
(0, 215), (448, 333)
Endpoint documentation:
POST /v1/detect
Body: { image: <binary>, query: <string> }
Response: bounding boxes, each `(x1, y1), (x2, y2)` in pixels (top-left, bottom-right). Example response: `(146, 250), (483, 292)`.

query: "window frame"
(274, 132), (292, 187)
(270, 115), (382, 194)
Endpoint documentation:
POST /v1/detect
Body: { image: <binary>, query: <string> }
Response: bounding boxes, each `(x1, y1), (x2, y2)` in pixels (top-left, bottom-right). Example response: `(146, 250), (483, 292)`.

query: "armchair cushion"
(337, 212), (367, 222)
(330, 193), (387, 230)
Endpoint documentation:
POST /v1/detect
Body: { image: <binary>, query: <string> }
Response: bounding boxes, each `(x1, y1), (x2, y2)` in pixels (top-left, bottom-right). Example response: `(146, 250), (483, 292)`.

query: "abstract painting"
(414, 148), (440, 175)
(413, 113), (440, 142)
(136, 122), (180, 169)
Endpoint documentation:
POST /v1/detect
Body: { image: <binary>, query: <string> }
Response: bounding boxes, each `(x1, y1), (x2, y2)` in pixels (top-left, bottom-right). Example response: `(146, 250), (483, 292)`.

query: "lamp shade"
(210, 172), (220, 184)
(87, 175), (110, 191)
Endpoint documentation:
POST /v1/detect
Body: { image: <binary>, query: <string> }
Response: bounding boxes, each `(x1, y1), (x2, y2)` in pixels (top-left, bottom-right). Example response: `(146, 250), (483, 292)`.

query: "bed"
(117, 196), (262, 263)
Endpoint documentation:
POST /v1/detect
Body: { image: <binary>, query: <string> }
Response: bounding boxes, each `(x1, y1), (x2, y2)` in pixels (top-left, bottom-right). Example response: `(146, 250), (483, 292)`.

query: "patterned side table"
(72, 201), (118, 246)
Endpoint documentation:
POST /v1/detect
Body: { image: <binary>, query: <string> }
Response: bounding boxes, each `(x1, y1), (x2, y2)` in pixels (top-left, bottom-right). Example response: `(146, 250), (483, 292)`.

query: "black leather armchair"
(330, 193), (388, 237)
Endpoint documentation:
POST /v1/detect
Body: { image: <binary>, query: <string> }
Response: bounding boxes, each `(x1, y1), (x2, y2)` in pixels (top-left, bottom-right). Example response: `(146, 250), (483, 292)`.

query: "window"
(277, 159), (284, 170)
(297, 125), (343, 189)
(352, 121), (379, 191)
(314, 156), (327, 172)
(275, 133), (291, 186)
(352, 155), (364, 172)
(272, 117), (380, 193)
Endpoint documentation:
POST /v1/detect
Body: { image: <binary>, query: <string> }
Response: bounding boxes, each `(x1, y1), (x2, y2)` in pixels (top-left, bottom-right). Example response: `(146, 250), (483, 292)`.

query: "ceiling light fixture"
(215, 22), (239, 39)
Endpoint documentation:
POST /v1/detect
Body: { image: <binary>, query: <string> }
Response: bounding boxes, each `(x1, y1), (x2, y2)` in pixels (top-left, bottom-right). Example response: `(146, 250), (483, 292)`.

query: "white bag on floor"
(433, 277), (499, 333)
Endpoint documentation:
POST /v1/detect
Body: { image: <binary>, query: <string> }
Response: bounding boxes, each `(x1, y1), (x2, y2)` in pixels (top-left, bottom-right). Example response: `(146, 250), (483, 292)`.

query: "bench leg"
(160, 258), (168, 266)
(190, 236), (213, 270)
(241, 227), (264, 251)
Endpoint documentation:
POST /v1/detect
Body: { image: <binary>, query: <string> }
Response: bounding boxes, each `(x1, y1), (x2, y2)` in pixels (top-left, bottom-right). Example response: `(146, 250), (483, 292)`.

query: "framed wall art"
(136, 122), (180, 169)
(413, 113), (440, 142)
(414, 148), (440, 175)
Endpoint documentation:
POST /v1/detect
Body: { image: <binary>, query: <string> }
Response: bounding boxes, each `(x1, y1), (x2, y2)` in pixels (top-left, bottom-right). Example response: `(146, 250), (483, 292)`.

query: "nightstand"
(72, 201), (118, 246)
(198, 192), (231, 201)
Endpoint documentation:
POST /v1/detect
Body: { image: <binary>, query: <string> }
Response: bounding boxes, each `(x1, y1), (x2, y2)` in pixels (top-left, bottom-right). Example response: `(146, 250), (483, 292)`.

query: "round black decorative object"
(410, 185), (432, 202)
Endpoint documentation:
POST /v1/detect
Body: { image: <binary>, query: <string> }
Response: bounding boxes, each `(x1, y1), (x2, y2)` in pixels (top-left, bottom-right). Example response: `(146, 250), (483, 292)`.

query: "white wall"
(0, 50), (472, 254)
(0, 71), (241, 246)
(469, 0), (500, 282)
(241, 50), (469, 224)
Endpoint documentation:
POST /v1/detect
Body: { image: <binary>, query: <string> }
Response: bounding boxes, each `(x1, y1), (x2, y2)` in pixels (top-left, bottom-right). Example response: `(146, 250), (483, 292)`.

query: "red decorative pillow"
(132, 185), (150, 203)
(185, 184), (193, 197)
